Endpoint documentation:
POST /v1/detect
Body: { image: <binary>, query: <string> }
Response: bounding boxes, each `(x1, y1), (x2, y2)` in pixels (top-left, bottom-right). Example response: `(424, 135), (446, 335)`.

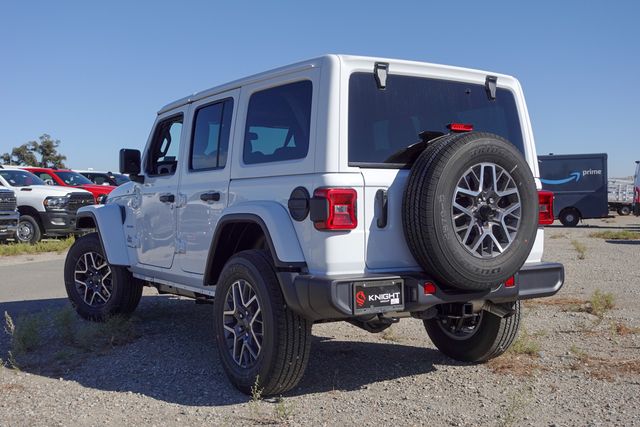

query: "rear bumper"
(284, 262), (564, 321)
(0, 211), (19, 237)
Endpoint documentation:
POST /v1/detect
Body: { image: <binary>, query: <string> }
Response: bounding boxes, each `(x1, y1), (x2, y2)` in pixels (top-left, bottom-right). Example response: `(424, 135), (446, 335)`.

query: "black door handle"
(200, 192), (221, 202)
(159, 194), (175, 203)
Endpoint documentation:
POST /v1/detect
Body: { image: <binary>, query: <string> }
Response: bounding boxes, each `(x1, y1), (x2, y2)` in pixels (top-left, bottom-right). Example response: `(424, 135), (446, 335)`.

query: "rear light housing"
(447, 123), (474, 133)
(504, 276), (516, 288)
(538, 190), (554, 225)
(310, 188), (357, 230)
(635, 186), (640, 204)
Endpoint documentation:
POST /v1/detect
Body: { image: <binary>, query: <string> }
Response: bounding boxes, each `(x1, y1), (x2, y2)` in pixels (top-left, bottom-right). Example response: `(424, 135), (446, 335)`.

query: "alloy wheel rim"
(452, 162), (522, 258)
(222, 279), (263, 368)
(74, 251), (113, 307)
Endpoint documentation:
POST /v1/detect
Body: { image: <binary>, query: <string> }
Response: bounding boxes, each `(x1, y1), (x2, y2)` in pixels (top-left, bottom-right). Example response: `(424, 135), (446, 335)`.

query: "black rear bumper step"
(283, 262), (564, 322)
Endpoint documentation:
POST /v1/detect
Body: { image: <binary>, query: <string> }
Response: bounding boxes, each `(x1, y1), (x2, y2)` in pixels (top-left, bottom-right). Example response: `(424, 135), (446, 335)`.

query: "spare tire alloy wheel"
(453, 163), (521, 258)
(74, 251), (113, 307)
(222, 279), (263, 368)
(403, 132), (538, 291)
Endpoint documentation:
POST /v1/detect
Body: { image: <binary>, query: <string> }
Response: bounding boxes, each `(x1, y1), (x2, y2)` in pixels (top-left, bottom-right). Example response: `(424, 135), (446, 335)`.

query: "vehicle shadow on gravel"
(1, 295), (456, 406)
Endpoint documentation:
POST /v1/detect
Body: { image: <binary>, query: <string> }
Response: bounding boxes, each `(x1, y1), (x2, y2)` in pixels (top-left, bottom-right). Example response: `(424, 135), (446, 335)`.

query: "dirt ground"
(1, 215), (639, 426)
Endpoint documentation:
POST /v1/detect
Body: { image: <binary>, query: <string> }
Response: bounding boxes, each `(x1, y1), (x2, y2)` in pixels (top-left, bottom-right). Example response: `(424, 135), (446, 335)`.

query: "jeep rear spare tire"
(403, 132), (538, 291)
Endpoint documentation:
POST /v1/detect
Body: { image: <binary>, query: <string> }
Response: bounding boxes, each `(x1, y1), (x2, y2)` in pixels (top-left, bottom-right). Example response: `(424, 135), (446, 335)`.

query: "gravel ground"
(1, 216), (639, 426)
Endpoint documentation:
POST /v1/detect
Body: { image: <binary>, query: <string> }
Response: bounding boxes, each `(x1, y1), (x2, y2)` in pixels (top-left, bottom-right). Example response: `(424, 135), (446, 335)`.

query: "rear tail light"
(504, 276), (516, 288)
(310, 188), (357, 230)
(447, 123), (474, 133)
(423, 281), (437, 295)
(538, 190), (554, 225)
(635, 187), (640, 204)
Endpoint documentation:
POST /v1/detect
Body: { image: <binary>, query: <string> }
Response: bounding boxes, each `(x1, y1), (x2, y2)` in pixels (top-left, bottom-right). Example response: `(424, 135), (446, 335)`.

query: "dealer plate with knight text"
(353, 280), (404, 315)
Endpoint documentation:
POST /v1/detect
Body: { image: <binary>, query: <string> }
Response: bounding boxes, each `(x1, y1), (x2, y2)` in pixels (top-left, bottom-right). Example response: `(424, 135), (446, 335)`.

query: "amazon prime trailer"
(538, 153), (608, 226)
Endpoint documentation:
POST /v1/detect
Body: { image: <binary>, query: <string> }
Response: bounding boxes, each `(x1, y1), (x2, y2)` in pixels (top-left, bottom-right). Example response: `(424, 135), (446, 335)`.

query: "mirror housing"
(119, 149), (143, 183)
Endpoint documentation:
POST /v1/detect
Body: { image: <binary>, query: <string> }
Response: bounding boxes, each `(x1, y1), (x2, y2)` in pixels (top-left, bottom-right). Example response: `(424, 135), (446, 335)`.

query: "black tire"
(213, 250), (311, 396)
(16, 215), (42, 244)
(403, 132), (538, 291)
(619, 206), (631, 216)
(424, 301), (521, 362)
(64, 233), (143, 321)
(559, 208), (580, 227)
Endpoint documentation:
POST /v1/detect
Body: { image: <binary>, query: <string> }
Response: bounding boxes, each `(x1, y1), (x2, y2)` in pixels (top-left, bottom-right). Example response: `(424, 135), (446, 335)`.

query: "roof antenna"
(485, 75), (497, 100)
(374, 62), (389, 90)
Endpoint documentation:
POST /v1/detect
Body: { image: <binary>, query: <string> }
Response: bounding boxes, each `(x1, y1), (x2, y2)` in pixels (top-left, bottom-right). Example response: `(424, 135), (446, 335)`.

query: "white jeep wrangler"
(64, 55), (564, 396)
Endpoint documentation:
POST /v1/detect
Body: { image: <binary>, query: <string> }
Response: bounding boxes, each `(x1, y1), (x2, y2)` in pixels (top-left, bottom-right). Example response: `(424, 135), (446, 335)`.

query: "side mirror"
(119, 149), (143, 183)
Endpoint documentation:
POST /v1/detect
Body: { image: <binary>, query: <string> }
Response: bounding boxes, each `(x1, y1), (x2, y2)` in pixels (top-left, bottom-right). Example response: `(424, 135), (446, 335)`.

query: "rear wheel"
(559, 208), (580, 227)
(16, 215), (41, 244)
(618, 206), (631, 216)
(424, 301), (521, 362)
(213, 250), (311, 396)
(64, 233), (143, 321)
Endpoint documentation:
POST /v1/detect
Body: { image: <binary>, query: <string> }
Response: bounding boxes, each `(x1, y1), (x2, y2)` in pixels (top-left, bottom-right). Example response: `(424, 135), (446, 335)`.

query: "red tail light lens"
(504, 276), (516, 288)
(423, 282), (437, 295)
(447, 123), (474, 132)
(538, 190), (554, 225)
(312, 188), (357, 230)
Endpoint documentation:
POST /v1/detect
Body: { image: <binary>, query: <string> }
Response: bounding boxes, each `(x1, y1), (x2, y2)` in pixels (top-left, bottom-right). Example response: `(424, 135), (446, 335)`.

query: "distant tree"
(1, 134), (67, 168)
(1, 143), (39, 166)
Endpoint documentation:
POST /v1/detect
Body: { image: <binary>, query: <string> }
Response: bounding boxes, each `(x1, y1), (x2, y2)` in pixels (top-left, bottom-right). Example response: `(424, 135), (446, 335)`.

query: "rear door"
(177, 91), (238, 275)
(347, 72), (529, 270)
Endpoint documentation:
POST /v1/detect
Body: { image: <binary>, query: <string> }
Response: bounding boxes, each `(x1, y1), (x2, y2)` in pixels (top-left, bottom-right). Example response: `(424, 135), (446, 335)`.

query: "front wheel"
(64, 233), (143, 321)
(213, 250), (311, 396)
(16, 215), (41, 244)
(424, 301), (521, 362)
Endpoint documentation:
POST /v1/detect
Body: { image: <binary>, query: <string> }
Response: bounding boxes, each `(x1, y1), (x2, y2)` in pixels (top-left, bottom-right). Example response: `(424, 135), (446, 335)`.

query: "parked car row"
(0, 165), (129, 244)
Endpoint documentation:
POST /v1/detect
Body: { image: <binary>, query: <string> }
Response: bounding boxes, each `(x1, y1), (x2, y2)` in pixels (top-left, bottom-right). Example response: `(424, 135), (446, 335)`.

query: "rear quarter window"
(243, 80), (312, 165)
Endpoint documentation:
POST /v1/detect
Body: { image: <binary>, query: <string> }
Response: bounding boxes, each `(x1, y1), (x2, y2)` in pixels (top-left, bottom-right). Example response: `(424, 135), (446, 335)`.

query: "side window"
(147, 115), (183, 176)
(190, 98), (234, 171)
(243, 80), (312, 164)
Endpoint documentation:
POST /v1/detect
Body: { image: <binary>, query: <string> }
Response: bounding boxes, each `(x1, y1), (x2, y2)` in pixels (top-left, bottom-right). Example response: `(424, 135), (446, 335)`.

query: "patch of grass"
(570, 239), (587, 260)
(509, 329), (540, 356)
(250, 375), (263, 402)
(589, 230), (640, 240)
(524, 296), (586, 308)
(72, 315), (139, 351)
(273, 396), (295, 422)
(548, 233), (567, 239)
(569, 345), (640, 381)
(612, 321), (640, 336)
(53, 306), (76, 344)
(4, 311), (44, 355)
(0, 237), (74, 257)
(581, 290), (615, 317)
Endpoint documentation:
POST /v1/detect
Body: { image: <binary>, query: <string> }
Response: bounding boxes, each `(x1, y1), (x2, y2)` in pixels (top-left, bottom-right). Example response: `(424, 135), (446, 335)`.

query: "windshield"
(348, 73), (525, 167)
(55, 171), (93, 186)
(0, 169), (46, 187)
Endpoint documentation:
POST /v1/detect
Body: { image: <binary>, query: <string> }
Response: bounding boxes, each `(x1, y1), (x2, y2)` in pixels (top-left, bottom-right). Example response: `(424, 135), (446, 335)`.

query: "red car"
(21, 167), (115, 203)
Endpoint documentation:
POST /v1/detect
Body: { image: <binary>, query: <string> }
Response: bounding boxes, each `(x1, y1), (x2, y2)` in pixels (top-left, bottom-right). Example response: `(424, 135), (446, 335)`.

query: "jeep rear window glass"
(0, 170), (46, 187)
(348, 73), (525, 167)
(243, 80), (312, 164)
(190, 98), (234, 171)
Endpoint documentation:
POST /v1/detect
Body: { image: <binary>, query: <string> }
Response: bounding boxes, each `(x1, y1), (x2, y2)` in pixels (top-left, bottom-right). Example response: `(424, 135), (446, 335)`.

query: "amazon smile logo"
(541, 169), (602, 185)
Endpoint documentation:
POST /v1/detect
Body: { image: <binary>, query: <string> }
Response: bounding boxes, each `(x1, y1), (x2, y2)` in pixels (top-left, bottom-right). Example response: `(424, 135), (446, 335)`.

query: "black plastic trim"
(286, 262), (564, 321)
(288, 187), (310, 221)
(203, 213), (307, 288)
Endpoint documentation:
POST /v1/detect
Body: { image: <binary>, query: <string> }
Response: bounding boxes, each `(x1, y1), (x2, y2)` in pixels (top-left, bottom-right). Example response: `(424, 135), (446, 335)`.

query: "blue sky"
(1, 0), (638, 176)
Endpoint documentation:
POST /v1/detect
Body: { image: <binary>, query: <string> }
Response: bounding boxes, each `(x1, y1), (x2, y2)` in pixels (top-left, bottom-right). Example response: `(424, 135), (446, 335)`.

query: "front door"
(136, 112), (185, 268)
(177, 92), (237, 275)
